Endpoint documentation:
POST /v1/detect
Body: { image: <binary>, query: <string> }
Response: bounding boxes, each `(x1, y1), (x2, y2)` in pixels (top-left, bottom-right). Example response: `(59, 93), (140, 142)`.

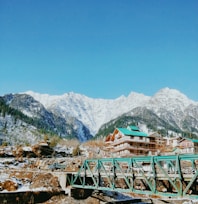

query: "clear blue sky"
(0, 0), (198, 100)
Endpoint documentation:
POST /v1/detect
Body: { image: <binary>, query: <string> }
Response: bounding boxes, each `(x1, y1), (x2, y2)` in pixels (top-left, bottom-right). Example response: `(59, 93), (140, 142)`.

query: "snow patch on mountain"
(147, 87), (196, 111)
(25, 88), (198, 136)
(25, 91), (150, 135)
(0, 114), (42, 145)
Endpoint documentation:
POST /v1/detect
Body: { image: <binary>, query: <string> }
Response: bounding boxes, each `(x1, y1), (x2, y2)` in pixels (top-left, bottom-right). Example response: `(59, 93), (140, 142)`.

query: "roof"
(117, 128), (148, 137)
(185, 138), (198, 143)
(127, 125), (140, 131)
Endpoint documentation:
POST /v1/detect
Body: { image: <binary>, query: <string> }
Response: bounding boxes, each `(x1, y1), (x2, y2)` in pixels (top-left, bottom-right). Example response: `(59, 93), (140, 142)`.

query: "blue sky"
(0, 0), (198, 100)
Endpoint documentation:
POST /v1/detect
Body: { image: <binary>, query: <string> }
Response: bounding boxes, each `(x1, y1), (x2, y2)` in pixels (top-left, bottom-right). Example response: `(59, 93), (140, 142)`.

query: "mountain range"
(0, 87), (198, 144)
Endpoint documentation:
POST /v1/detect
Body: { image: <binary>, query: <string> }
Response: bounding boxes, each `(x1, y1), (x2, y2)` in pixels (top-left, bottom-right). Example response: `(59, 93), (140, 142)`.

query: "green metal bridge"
(66, 154), (198, 199)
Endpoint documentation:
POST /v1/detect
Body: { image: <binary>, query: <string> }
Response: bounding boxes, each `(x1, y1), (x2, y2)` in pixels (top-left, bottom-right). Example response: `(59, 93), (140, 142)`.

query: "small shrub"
(72, 145), (80, 156)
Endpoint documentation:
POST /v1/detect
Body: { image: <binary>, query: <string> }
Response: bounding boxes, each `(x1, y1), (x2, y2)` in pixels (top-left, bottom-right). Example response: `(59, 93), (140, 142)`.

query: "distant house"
(166, 137), (180, 148)
(177, 138), (198, 154)
(161, 136), (198, 155)
(105, 125), (156, 157)
(149, 132), (166, 151)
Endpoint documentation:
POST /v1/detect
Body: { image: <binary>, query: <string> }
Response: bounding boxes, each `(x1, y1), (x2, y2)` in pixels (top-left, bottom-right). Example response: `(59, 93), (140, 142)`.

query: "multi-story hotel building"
(105, 125), (156, 157)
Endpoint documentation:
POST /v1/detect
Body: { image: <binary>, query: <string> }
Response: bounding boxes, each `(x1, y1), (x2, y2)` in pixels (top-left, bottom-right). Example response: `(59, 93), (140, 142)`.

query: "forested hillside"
(95, 107), (198, 140)
(0, 97), (54, 134)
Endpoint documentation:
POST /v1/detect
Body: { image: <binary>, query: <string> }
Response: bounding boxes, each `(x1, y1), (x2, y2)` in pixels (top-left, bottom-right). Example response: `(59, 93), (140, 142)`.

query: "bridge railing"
(67, 154), (198, 199)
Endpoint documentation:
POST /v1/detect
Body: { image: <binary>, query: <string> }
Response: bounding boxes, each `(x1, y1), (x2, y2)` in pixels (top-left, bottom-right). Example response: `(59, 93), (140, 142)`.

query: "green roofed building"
(105, 125), (156, 157)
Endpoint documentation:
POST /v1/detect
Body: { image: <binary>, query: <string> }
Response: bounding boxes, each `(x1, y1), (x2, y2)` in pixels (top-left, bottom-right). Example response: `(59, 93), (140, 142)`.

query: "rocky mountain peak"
(148, 87), (195, 112)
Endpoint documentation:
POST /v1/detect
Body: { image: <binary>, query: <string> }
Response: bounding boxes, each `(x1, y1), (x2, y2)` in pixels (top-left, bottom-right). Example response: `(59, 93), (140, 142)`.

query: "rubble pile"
(0, 180), (18, 191)
(32, 143), (54, 157)
(13, 142), (54, 158)
(0, 141), (77, 159)
(65, 158), (82, 172)
(30, 173), (62, 192)
(0, 171), (62, 192)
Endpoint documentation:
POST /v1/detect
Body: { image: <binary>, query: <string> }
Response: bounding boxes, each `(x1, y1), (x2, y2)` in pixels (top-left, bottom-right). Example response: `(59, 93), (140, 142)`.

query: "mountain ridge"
(1, 87), (198, 145)
(24, 87), (198, 135)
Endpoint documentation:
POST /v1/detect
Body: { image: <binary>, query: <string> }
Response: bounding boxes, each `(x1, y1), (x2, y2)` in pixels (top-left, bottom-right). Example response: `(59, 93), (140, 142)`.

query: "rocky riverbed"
(1, 142), (198, 204)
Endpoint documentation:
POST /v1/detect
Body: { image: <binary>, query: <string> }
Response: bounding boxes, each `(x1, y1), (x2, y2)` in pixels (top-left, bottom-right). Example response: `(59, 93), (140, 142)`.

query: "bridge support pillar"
(54, 172), (71, 196)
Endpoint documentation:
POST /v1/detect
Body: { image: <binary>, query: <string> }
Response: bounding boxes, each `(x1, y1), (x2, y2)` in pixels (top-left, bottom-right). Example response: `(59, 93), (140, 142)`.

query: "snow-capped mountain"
(24, 91), (150, 135)
(25, 88), (198, 136)
(148, 88), (195, 111)
(1, 87), (198, 144)
(1, 94), (92, 143)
